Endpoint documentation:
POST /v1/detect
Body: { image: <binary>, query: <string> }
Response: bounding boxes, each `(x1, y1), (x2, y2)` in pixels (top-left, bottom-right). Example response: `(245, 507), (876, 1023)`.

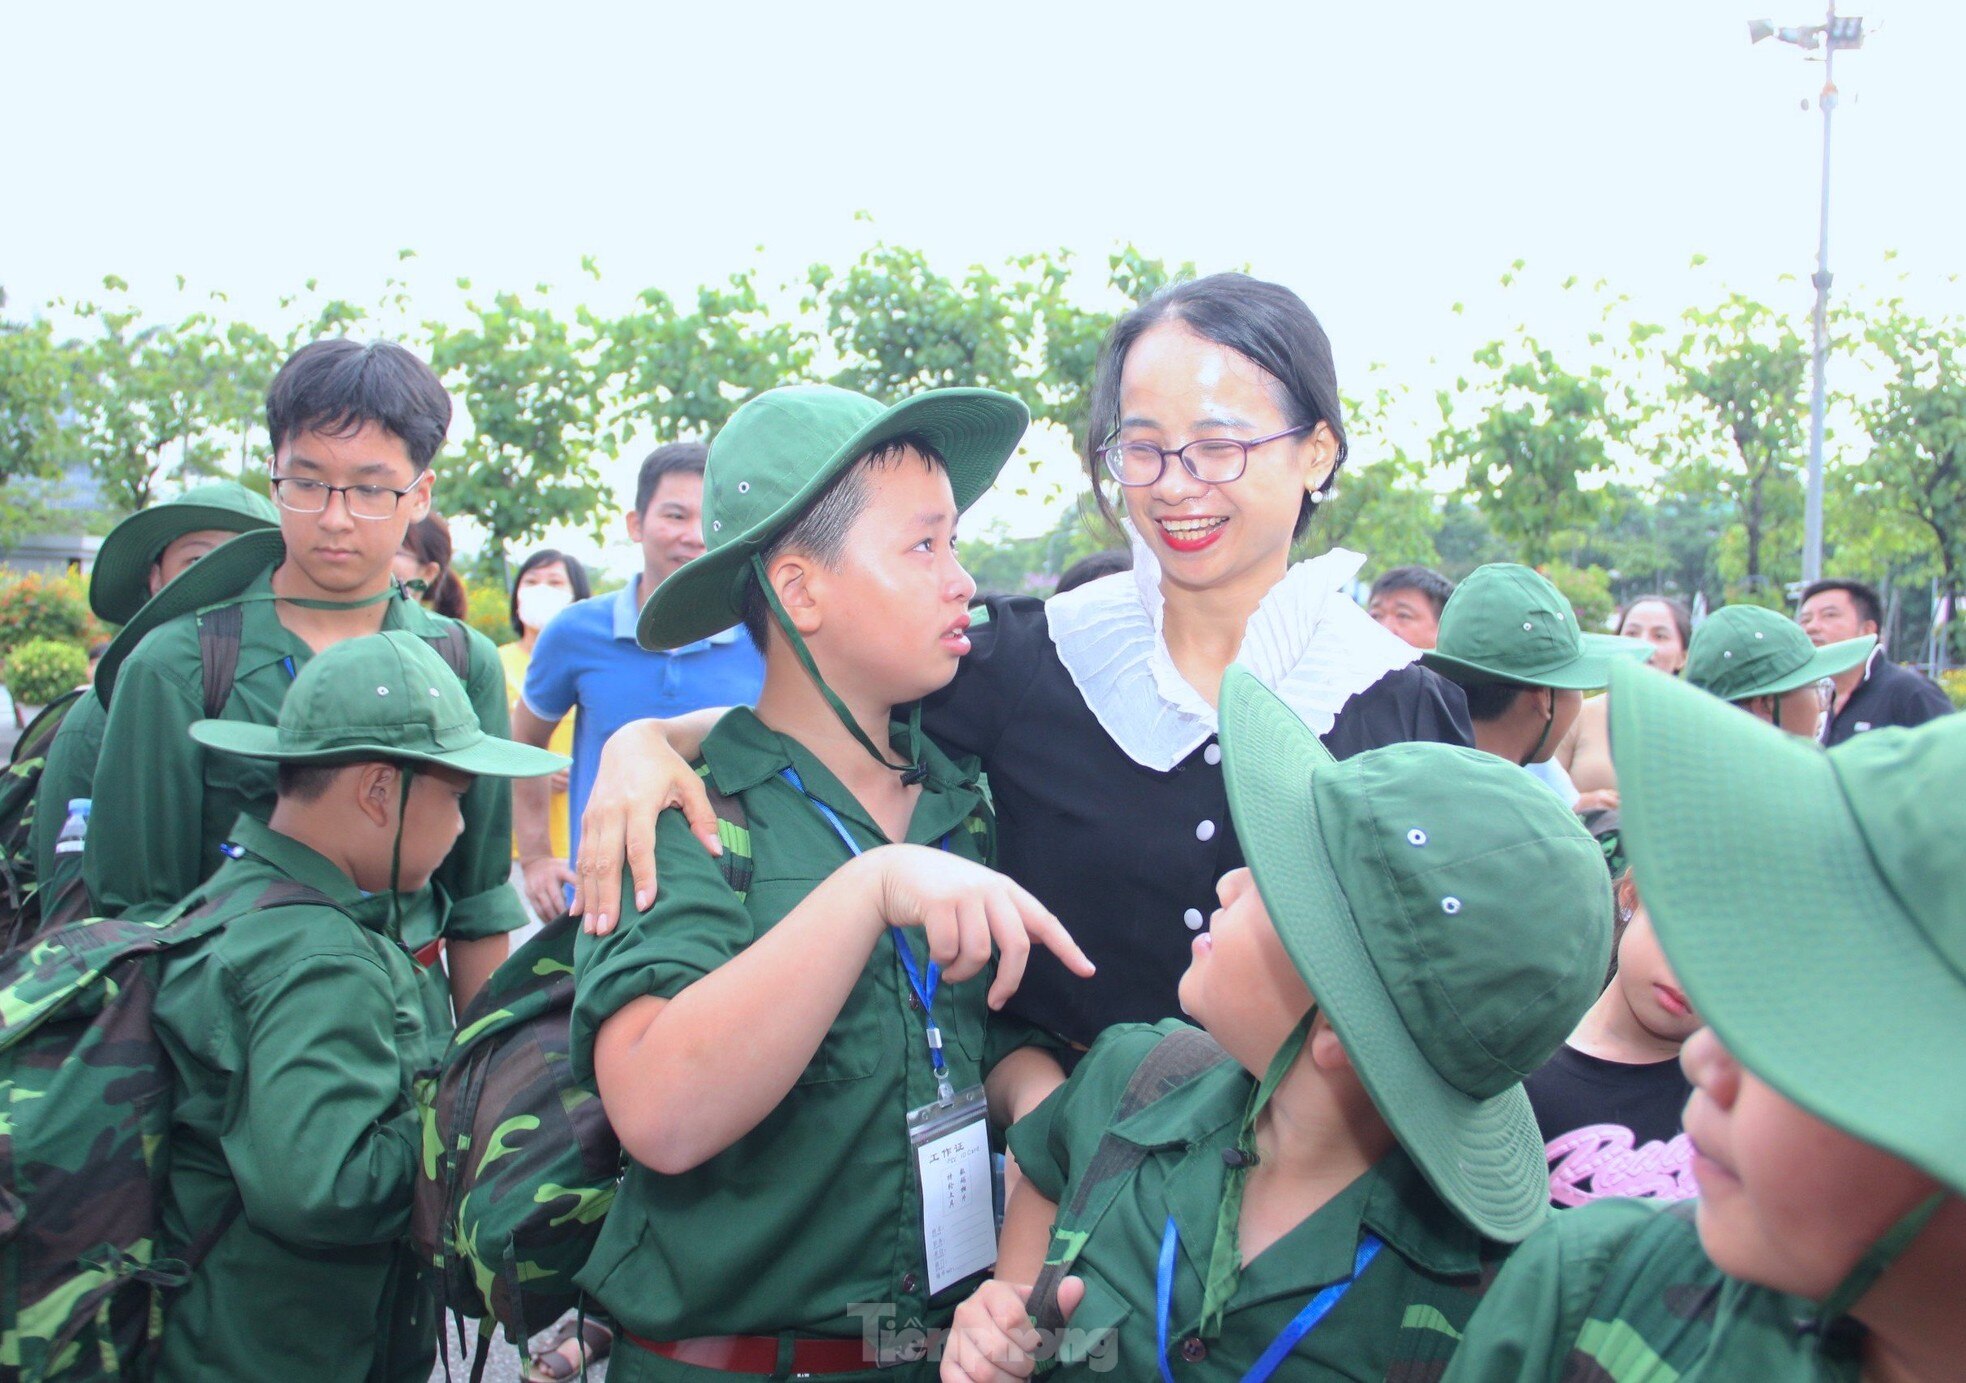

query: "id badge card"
(908, 1084), (997, 1294)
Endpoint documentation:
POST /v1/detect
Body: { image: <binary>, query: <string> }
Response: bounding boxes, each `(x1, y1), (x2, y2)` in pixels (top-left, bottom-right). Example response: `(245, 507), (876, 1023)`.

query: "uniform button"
(1180, 1336), (1208, 1363)
(1183, 908), (1205, 930)
(1195, 820), (1216, 842)
(900, 1272), (919, 1294)
(1203, 743), (1222, 766)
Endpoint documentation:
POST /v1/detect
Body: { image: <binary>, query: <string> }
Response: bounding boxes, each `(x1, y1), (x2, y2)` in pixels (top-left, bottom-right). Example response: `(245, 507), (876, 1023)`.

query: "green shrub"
(0, 571), (103, 654)
(1541, 560), (1616, 631)
(465, 580), (516, 647)
(5, 638), (88, 707)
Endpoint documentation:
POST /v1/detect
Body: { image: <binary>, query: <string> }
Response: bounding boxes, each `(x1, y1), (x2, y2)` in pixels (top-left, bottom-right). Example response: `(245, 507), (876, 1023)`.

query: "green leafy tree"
(1657, 292), (1808, 596)
(427, 287), (613, 587)
(1849, 297), (1966, 662)
(0, 290), (80, 487)
(1030, 245), (1194, 448)
(63, 278), (237, 511)
(606, 267), (813, 441)
(1432, 326), (1629, 568)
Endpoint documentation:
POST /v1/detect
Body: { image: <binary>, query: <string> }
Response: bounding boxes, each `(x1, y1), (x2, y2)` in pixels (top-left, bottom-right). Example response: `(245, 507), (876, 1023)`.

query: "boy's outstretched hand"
(871, 847), (1094, 1010)
(941, 1277), (1084, 1382)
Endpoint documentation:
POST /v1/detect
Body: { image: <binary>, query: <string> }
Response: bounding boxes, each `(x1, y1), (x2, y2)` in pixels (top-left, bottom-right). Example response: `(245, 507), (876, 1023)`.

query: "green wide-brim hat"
(1219, 667), (1611, 1242)
(1611, 660), (1966, 1196)
(1682, 603), (1875, 702)
(637, 384), (1029, 651)
(91, 482), (281, 625)
(1422, 563), (1652, 690)
(190, 630), (568, 779)
(94, 528), (289, 705)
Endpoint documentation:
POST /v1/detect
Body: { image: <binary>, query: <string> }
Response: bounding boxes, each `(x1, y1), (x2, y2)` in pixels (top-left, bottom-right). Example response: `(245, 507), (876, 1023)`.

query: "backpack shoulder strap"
(1027, 1027), (1231, 1332)
(694, 763), (752, 900)
(197, 602), (246, 721)
(425, 620), (471, 681)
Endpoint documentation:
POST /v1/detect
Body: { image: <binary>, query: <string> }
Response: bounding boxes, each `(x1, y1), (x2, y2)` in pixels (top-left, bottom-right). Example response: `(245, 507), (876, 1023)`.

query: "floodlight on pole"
(1752, 5), (1864, 587)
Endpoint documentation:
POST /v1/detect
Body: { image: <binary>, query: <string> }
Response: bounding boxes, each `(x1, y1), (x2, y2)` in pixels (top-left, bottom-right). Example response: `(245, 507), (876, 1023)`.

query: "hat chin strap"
(1805, 1190), (1947, 1340)
(1519, 690), (1556, 768)
(387, 765), (414, 939)
(750, 554), (927, 785)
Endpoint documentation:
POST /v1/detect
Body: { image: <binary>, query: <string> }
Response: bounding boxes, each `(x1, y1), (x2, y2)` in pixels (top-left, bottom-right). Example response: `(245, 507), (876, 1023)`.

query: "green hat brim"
(1711, 633), (1876, 701)
(636, 388), (1028, 651)
(94, 529), (289, 706)
(187, 718), (569, 779)
(1422, 633), (1654, 691)
(92, 501), (280, 625)
(1611, 661), (1966, 1196)
(1220, 667), (1550, 1242)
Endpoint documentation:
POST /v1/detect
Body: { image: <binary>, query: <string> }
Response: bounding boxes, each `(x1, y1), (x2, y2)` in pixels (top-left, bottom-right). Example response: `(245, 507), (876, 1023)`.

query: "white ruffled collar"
(1044, 523), (1421, 772)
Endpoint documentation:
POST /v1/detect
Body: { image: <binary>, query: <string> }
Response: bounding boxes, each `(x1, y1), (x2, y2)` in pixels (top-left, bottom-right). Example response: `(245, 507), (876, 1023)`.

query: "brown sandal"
(522, 1315), (614, 1382)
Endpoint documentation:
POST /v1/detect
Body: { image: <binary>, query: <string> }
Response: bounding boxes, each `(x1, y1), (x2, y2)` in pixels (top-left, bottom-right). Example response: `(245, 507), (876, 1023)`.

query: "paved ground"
(431, 1315), (610, 1382)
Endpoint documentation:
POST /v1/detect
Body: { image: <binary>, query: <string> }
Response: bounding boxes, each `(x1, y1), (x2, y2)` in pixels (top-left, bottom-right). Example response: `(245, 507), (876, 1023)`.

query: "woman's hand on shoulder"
(868, 847), (1094, 1010)
(571, 717), (719, 935)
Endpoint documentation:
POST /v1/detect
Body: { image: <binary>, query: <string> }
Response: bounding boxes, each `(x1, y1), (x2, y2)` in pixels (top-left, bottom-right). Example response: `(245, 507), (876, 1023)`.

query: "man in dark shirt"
(1797, 578), (1953, 745)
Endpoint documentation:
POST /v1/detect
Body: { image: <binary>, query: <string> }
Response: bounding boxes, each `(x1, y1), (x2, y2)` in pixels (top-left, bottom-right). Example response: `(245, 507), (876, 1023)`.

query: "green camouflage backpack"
(0, 692), (92, 955)
(0, 879), (334, 1382)
(412, 770), (752, 1356)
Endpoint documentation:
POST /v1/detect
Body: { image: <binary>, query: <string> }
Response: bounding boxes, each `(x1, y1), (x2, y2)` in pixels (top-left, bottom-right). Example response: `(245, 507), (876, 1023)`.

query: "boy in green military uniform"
(150, 631), (566, 1382)
(1421, 562), (1651, 773)
(573, 384), (1094, 1381)
(1681, 602), (1875, 740)
(85, 340), (526, 1017)
(942, 668), (1613, 1382)
(1435, 663), (1965, 1383)
(31, 481), (279, 916)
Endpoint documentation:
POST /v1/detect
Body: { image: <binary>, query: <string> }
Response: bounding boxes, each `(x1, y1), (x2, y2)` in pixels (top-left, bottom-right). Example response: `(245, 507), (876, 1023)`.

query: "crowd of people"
(3, 271), (1958, 1383)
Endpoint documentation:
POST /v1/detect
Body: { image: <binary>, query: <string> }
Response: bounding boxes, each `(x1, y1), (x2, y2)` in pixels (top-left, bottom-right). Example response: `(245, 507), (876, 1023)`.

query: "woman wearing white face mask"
(500, 550), (591, 863)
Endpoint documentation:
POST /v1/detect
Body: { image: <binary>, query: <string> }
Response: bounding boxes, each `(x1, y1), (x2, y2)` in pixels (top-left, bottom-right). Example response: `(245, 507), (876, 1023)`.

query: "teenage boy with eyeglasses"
(85, 340), (529, 1020)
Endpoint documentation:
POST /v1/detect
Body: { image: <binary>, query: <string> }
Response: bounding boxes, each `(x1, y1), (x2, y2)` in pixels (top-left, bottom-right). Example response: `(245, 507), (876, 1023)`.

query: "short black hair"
(266, 340), (452, 471)
(1799, 578), (1883, 631)
(277, 760), (357, 803)
(1369, 565), (1455, 618)
(738, 435), (947, 650)
(1457, 677), (1530, 723)
(1053, 548), (1132, 596)
(1085, 273), (1347, 543)
(635, 442), (709, 519)
(508, 548), (592, 636)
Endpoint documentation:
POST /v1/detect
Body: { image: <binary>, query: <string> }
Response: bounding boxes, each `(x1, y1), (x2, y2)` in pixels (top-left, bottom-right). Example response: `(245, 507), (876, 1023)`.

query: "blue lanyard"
(1156, 1216), (1382, 1383)
(778, 766), (954, 1101)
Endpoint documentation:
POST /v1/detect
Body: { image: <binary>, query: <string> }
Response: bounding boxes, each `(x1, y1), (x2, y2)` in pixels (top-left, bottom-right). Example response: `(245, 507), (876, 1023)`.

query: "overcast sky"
(6, 0), (1962, 574)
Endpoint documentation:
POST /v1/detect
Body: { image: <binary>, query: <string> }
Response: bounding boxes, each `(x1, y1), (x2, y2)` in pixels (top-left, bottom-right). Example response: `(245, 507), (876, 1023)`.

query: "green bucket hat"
(1681, 603), (1875, 703)
(93, 528), (290, 705)
(1218, 667), (1612, 1243)
(1423, 563), (1653, 690)
(91, 481), (281, 625)
(636, 384), (1029, 652)
(1610, 660), (1966, 1197)
(190, 631), (567, 779)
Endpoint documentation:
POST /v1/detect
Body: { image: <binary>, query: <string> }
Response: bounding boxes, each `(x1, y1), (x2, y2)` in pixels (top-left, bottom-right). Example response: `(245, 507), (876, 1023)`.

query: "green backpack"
(0, 692), (92, 955)
(412, 771), (753, 1361)
(0, 880), (334, 1382)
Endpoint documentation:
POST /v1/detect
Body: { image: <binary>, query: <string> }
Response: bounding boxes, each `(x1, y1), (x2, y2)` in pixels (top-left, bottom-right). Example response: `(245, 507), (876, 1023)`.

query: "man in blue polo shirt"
(512, 442), (763, 917)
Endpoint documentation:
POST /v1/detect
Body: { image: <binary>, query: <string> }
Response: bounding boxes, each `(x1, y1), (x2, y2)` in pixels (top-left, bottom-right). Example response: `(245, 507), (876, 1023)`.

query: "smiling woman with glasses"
(566, 272), (1474, 1060)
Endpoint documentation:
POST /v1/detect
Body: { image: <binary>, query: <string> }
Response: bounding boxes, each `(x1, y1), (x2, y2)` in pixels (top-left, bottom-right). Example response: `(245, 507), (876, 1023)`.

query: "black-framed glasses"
(1098, 425), (1310, 488)
(271, 475), (420, 521)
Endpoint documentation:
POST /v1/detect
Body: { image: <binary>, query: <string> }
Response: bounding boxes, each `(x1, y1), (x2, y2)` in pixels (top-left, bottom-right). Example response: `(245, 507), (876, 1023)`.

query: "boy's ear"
(1308, 1013), (1355, 1074)
(355, 762), (399, 829)
(405, 471), (433, 524)
(769, 554), (824, 637)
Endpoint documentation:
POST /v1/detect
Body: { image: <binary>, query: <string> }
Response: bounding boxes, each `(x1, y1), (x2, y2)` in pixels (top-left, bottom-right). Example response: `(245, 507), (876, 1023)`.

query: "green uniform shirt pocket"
(1049, 1270), (1130, 1373)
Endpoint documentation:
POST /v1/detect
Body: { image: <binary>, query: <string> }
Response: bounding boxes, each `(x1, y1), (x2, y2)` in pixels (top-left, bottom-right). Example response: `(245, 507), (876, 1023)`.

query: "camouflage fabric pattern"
(0, 692), (90, 956)
(413, 912), (620, 1343)
(0, 877), (328, 1382)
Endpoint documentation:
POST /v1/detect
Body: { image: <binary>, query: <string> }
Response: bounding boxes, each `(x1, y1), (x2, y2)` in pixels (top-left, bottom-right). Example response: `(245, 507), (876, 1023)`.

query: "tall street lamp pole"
(1750, 7), (1864, 586)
